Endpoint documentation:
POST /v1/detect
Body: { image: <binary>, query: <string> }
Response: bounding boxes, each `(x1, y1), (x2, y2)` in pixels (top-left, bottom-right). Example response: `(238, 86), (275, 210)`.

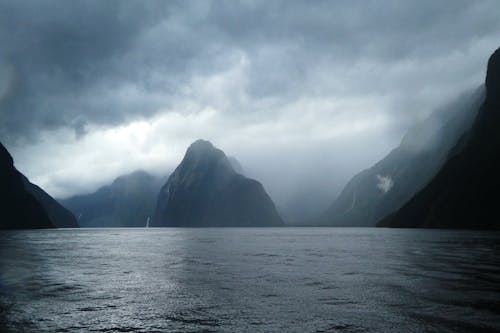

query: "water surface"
(0, 228), (499, 332)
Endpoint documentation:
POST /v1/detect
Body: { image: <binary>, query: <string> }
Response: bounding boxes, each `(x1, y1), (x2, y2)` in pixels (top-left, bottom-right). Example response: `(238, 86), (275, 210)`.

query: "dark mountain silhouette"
(153, 139), (283, 227)
(61, 170), (165, 227)
(379, 47), (500, 229)
(318, 86), (484, 227)
(22, 176), (78, 228)
(0, 142), (53, 229)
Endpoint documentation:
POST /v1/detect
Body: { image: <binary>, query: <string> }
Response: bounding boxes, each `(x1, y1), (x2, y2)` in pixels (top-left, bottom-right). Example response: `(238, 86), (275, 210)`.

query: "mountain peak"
(112, 170), (153, 187)
(180, 139), (235, 176)
(486, 47), (500, 103)
(0, 143), (14, 167)
(185, 139), (218, 157)
(189, 139), (214, 150)
(154, 141), (283, 227)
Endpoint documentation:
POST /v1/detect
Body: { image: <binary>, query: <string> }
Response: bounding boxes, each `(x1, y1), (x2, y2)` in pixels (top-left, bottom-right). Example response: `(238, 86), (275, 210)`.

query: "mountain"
(228, 156), (244, 175)
(318, 86), (484, 227)
(378, 47), (500, 229)
(61, 170), (165, 227)
(0, 142), (53, 229)
(22, 176), (78, 228)
(153, 139), (283, 227)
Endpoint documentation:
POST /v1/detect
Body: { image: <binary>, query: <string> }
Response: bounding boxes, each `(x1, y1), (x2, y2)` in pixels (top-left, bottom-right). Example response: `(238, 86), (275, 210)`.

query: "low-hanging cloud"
(376, 175), (394, 194)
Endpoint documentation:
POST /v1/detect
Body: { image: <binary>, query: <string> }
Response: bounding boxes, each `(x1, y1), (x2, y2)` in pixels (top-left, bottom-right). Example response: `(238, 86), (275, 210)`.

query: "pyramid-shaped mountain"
(153, 140), (283, 227)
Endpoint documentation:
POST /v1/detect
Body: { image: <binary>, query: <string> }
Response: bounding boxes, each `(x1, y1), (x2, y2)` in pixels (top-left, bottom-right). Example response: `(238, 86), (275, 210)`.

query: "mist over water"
(1, 228), (499, 333)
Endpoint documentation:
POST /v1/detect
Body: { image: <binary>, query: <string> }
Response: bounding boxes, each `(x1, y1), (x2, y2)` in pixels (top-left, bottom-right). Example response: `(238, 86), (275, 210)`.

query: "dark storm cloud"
(1, 0), (499, 143)
(0, 0), (171, 140)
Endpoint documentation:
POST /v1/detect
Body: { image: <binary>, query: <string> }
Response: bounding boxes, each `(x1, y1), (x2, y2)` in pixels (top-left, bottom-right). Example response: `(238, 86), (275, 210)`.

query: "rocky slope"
(319, 86), (484, 227)
(22, 176), (78, 228)
(378, 47), (500, 229)
(0, 142), (53, 229)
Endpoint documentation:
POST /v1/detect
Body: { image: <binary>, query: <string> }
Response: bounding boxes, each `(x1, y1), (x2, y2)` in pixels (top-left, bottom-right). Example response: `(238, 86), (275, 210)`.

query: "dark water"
(0, 228), (499, 333)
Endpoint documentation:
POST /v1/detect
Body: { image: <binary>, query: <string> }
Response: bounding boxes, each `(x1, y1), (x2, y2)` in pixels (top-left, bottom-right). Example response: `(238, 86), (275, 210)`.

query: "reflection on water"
(0, 228), (499, 332)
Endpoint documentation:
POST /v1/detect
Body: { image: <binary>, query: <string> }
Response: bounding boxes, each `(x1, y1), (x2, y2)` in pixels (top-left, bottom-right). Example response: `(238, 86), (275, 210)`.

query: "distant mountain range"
(378, 47), (500, 229)
(153, 140), (283, 227)
(318, 84), (484, 227)
(61, 170), (165, 227)
(1, 142), (77, 229)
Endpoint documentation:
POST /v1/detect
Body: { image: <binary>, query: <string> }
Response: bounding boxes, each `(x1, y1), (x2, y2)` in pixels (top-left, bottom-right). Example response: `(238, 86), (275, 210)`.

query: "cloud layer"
(1, 1), (499, 213)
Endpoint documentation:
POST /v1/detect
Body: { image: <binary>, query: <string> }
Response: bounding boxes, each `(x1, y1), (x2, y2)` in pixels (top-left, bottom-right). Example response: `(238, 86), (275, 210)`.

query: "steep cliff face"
(61, 170), (164, 227)
(319, 86), (484, 226)
(153, 140), (283, 227)
(22, 176), (78, 228)
(0, 143), (53, 229)
(379, 47), (500, 229)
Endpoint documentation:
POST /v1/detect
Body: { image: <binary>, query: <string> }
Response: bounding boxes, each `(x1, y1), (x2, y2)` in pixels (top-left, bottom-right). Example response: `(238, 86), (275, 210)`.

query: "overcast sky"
(1, 1), (499, 208)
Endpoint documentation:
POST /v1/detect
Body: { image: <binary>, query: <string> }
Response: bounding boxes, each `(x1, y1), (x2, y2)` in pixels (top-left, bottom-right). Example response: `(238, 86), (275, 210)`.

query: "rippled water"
(0, 228), (499, 332)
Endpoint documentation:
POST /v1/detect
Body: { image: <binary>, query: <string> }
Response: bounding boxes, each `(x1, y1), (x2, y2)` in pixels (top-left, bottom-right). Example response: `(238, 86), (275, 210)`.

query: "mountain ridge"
(23, 176), (78, 228)
(378, 46), (500, 229)
(61, 170), (165, 227)
(317, 85), (484, 227)
(0, 142), (53, 229)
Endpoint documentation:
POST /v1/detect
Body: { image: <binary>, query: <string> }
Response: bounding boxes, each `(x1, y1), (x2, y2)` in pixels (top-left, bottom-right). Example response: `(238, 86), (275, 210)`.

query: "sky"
(1, 1), (499, 213)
